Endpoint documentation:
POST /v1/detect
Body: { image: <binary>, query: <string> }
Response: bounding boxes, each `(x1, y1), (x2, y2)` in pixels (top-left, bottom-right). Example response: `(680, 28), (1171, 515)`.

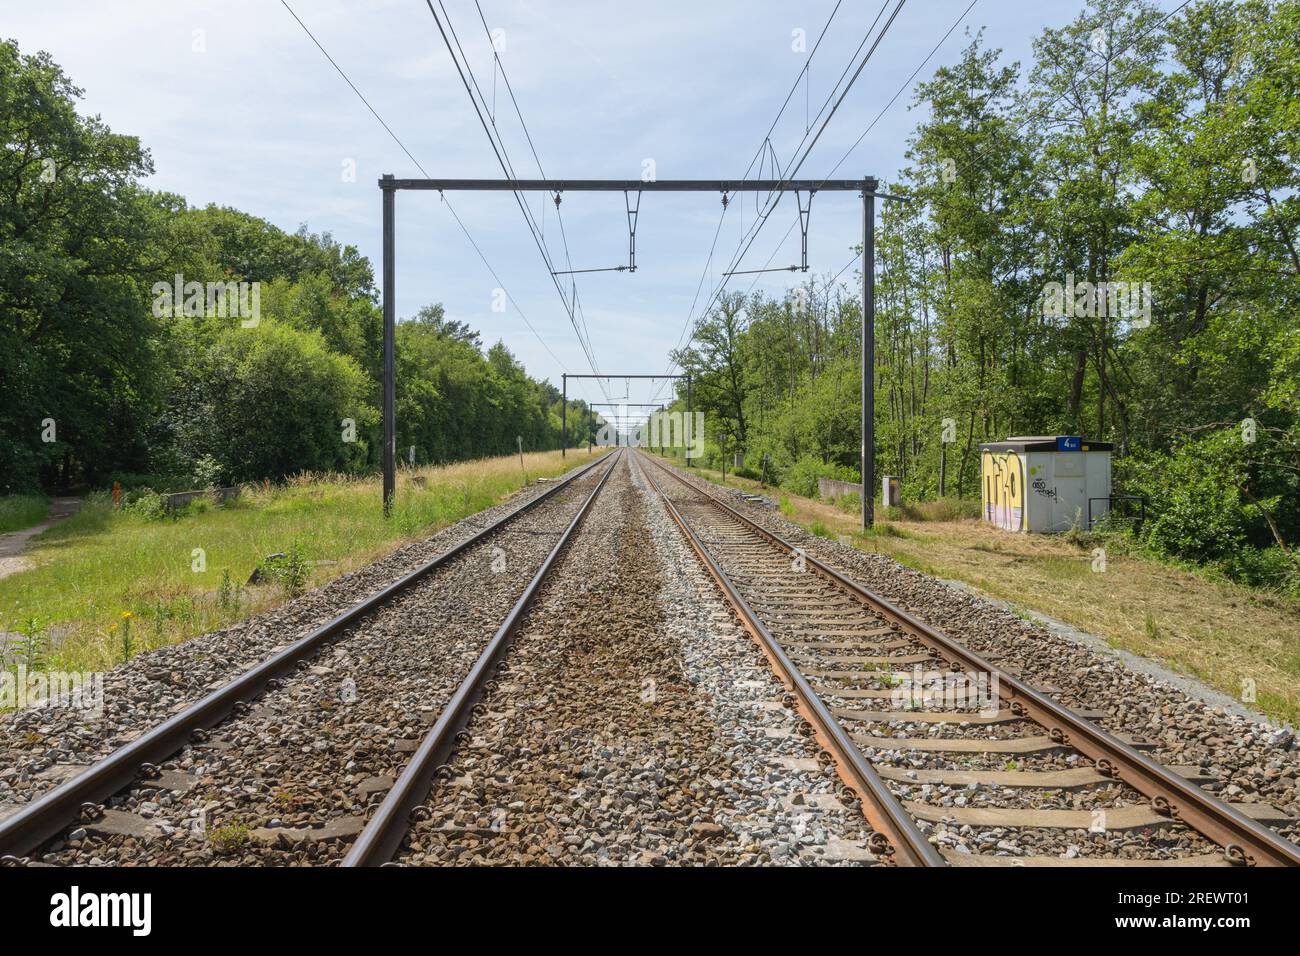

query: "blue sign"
(1057, 435), (1082, 451)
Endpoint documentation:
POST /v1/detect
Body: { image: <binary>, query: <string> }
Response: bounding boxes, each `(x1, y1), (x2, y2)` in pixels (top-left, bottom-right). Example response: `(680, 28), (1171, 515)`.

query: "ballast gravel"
(655, 459), (1300, 848)
(398, 454), (880, 866)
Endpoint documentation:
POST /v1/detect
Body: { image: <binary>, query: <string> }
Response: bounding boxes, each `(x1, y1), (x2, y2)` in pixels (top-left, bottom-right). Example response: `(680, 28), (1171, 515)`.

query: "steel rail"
(640, 451), (1300, 868)
(634, 452), (943, 866)
(0, 452), (614, 862)
(344, 450), (623, 866)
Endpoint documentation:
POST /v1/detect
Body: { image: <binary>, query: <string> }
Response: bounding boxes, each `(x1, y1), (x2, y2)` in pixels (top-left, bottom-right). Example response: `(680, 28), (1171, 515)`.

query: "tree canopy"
(0, 38), (598, 494)
(668, 0), (1299, 591)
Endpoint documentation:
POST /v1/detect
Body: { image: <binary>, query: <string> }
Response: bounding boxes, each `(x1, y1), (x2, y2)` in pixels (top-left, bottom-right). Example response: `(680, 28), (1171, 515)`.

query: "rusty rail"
(635, 452), (943, 866)
(0, 451), (614, 862)
(639, 451), (1300, 868)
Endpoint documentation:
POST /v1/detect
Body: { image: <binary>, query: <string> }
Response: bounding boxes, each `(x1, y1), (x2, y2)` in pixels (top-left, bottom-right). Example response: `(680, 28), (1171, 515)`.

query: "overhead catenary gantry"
(380, 175), (882, 526)
(564, 375), (691, 459)
(589, 403), (669, 450)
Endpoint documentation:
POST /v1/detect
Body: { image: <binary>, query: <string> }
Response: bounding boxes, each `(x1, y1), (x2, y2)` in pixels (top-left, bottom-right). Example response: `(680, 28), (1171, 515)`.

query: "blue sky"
(9, 0), (1097, 411)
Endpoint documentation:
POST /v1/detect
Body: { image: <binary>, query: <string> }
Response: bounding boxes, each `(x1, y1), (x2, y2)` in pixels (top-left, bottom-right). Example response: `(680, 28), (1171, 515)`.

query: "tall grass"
(0, 450), (605, 674)
(880, 498), (981, 522)
(0, 495), (49, 534)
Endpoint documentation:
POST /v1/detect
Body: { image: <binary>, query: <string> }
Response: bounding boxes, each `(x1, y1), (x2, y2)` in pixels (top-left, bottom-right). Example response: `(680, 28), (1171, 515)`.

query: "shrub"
(1123, 432), (1253, 564)
(190, 454), (225, 490)
(199, 321), (376, 483)
(1219, 546), (1300, 595)
(258, 543), (309, 597)
(124, 489), (166, 520)
(780, 455), (857, 499)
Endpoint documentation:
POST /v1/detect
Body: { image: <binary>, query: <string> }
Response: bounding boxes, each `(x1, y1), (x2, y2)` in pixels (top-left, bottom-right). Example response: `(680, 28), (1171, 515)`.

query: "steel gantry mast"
(379, 176), (881, 518)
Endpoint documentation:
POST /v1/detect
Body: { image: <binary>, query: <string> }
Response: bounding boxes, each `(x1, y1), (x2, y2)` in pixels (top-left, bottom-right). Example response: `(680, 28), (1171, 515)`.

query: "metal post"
(561, 373), (567, 459)
(382, 175), (396, 517)
(862, 185), (875, 529)
(686, 375), (693, 467)
(372, 176), (876, 502)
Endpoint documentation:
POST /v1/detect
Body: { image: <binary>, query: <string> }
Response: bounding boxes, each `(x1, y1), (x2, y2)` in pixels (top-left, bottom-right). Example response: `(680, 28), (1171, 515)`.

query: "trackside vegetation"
(0, 451), (606, 677)
(660, 0), (1300, 597)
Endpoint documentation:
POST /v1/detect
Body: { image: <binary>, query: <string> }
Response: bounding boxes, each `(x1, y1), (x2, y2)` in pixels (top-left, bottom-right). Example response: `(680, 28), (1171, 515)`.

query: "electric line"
(677, 0), (902, 361)
(278, 0), (431, 179)
(424, 0), (610, 393)
(656, 0), (977, 404)
(651, 0), (861, 403)
(470, 0), (605, 397)
(432, 0), (596, 362)
(739, 0), (980, 309)
(278, 0), (602, 410)
(654, 0), (907, 401)
(675, 0), (871, 355)
(706, 0), (907, 301)
(818, 0), (980, 185)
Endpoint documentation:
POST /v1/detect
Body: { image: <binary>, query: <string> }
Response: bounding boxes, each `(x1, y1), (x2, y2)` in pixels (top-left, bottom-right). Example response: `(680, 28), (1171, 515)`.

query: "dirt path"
(0, 497), (80, 581)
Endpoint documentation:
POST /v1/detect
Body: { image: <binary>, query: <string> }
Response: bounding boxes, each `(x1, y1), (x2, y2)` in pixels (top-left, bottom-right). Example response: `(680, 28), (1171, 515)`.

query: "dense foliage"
(668, 0), (1298, 591)
(0, 39), (596, 494)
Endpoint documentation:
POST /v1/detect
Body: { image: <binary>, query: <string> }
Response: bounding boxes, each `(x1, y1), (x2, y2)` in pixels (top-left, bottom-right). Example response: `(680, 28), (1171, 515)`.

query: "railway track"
(342, 450), (618, 865)
(635, 450), (1300, 867)
(0, 450), (618, 866)
(3, 445), (1294, 868)
(369, 449), (883, 866)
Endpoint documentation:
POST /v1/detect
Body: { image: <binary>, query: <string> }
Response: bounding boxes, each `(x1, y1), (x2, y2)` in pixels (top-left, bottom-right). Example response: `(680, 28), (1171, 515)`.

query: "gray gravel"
(398, 452), (880, 866)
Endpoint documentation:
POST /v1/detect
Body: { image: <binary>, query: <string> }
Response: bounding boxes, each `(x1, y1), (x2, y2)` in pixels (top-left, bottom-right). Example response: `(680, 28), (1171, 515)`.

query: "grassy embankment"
(650, 450), (1300, 725)
(0, 450), (608, 675)
(0, 495), (49, 535)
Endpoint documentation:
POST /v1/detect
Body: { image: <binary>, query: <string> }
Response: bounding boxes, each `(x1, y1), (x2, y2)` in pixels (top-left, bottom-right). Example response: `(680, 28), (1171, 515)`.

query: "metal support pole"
(862, 186), (875, 530)
(686, 375), (693, 467)
(382, 175), (396, 517)
(561, 374), (567, 459)
(372, 173), (877, 505)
